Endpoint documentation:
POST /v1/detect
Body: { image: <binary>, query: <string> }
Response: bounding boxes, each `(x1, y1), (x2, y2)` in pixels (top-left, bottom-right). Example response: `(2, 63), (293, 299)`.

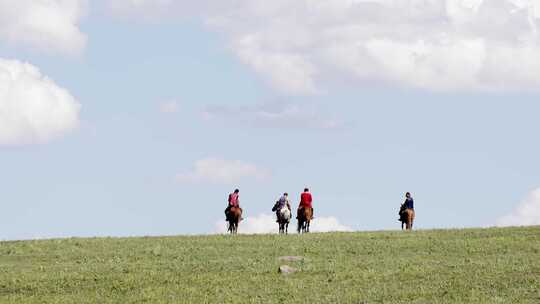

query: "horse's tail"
(406, 209), (415, 230)
(304, 207), (313, 221)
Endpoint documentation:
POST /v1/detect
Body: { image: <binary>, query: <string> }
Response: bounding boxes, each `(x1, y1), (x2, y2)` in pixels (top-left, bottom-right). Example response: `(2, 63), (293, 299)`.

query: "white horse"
(277, 207), (291, 234)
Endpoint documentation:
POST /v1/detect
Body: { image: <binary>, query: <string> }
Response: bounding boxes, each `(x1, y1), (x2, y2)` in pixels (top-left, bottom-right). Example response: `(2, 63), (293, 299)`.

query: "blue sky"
(1, 0), (540, 240)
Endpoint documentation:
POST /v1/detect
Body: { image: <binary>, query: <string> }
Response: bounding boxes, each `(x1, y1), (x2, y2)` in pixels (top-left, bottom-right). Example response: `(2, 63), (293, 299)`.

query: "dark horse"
(399, 207), (415, 230)
(297, 207), (312, 233)
(227, 206), (242, 234)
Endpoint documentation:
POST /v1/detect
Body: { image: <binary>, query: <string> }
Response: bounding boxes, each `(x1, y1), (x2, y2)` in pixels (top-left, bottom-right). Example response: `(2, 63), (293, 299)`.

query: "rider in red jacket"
(225, 189), (242, 220)
(297, 188), (313, 218)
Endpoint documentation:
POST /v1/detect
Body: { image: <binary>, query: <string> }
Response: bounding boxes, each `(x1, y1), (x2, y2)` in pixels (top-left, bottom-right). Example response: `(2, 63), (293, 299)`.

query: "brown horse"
(297, 207), (313, 233)
(401, 208), (415, 230)
(227, 207), (242, 234)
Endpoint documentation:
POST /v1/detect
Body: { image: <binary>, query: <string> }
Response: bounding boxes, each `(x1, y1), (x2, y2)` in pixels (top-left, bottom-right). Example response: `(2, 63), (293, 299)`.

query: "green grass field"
(0, 226), (539, 303)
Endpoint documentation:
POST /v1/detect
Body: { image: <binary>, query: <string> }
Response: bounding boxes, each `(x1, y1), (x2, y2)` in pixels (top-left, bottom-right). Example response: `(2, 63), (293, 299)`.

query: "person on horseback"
(225, 189), (243, 221)
(297, 188), (313, 219)
(398, 192), (414, 222)
(273, 193), (291, 223)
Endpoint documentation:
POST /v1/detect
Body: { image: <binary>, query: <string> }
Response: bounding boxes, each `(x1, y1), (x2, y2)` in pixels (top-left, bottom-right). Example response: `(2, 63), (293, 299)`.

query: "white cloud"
(232, 36), (318, 94)
(0, 59), (81, 145)
(176, 158), (270, 184)
(215, 213), (353, 234)
(497, 188), (540, 227)
(203, 101), (344, 130)
(159, 100), (179, 114)
(309, 216), (353, 233)
(215, 214), (276, 234)
(0, 0), (87, 54)
(109, 0), (540, 93)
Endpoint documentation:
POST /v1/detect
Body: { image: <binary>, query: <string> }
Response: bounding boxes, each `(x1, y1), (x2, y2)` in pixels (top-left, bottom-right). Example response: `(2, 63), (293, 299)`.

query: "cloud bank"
(0, 59), (81, 145)
(215, 213), (353, 234)
(497, 188), (540, 227)
(0, 0), (87, 53)
(109, 0), (540, 94)
(176, 158), (270, 184)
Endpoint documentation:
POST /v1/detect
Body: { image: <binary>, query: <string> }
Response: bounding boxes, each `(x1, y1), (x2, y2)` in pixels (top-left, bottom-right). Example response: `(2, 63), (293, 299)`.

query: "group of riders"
(224, 188), (415, 230)
(224, 188), (314, 224)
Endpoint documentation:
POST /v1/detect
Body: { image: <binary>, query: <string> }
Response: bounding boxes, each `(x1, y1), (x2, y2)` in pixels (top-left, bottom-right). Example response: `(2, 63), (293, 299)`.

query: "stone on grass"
(278, 265), (298, 274)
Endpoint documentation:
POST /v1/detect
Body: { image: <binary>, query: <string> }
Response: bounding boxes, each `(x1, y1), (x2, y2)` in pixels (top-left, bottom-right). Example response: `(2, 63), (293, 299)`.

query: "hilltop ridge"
(1, 226), (539, 303)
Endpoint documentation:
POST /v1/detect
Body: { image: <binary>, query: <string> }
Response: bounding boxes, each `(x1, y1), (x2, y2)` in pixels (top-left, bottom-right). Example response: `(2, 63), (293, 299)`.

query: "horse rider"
(297, 188), (313, 219)
(273, 193), (291, 222)
(398, 192), (414, 222)
(225, 189), (243, 221)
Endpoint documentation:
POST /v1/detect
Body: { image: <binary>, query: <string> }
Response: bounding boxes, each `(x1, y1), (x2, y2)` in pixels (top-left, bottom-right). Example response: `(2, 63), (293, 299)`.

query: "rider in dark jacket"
(399, 192), (414, 221)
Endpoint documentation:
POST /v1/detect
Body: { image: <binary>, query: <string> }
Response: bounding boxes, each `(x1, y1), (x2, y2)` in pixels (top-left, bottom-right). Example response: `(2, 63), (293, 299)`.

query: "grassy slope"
(0, 227), (539, 304)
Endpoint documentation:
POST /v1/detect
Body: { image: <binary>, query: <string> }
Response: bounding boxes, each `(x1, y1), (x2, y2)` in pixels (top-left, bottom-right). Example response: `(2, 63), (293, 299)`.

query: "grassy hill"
(0, 227), (539, 303)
